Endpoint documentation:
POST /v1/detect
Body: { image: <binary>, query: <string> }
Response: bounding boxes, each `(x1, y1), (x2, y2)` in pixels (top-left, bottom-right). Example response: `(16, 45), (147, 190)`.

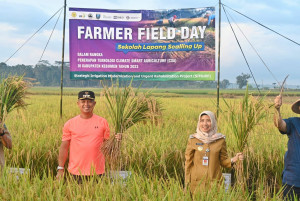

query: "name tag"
(203, 156), (208, 166)
(196, 143), (204, 145)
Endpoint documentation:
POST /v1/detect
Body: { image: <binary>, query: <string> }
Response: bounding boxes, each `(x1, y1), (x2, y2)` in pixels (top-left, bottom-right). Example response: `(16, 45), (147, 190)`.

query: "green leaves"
(0, 75), (29, 129)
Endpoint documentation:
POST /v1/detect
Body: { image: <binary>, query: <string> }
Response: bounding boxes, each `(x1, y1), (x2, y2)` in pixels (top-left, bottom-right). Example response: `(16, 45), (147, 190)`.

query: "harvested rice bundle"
(223, 86), (267, 187)
(100, 80), (162, 169)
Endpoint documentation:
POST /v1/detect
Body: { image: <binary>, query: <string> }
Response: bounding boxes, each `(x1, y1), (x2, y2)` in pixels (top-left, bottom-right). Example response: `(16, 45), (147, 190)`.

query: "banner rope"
(222, 4), (261, 94)
(222, 3), (300, 47)
(223, 5), (281, 87)
(38, 8), (63, 63)
(4, 6), (64, 64)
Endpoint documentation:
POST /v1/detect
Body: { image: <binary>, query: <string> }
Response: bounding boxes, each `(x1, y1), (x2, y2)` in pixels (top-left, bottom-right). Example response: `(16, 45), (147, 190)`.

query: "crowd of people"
(1, 90), (300, 200)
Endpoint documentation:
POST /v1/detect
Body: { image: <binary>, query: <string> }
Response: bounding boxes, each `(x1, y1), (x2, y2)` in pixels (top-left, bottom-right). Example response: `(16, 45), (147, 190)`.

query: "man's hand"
(56, 169), (64, 180)
(274, 95), (282, 109)
(57, 140), (70, 180)
(273, 95), (287, 132)
(115, 133), (122, 141)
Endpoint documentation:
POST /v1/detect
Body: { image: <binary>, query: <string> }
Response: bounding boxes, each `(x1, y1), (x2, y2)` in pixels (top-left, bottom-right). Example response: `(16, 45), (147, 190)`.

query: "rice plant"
(223, 86), (268, 188)
(223, 86), (267, 152)
(100, 80), (163, 169)
(0, 75), (30, 129)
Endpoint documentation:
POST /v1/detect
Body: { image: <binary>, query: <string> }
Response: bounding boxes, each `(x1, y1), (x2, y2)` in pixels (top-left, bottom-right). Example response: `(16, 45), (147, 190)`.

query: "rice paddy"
(0, 87), (298, 200)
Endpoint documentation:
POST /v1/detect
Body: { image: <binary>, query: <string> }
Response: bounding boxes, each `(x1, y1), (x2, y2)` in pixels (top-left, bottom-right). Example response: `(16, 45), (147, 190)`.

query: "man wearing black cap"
(56, 91), (115, 182)
(274, 95), (300, 200)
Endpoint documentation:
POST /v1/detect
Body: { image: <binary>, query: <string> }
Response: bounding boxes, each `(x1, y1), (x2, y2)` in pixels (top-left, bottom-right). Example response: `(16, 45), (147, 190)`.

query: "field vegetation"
(0, 87), (298, 200)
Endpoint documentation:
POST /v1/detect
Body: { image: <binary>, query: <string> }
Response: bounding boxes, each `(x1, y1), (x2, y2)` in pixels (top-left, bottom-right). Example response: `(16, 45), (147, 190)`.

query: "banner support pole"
(216, 0), (221, 117)
(60, 0), (67, 118)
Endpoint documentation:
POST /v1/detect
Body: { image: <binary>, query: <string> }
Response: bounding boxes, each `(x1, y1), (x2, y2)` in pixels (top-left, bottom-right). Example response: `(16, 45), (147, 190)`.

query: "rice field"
(0, 87), (297, 200)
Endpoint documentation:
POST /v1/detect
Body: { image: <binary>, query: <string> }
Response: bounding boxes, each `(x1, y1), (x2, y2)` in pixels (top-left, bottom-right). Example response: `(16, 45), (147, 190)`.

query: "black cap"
(78, 91), (95, 100)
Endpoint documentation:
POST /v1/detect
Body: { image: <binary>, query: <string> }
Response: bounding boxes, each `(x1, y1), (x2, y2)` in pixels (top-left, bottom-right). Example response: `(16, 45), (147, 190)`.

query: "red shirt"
(62, 114), (110, 175)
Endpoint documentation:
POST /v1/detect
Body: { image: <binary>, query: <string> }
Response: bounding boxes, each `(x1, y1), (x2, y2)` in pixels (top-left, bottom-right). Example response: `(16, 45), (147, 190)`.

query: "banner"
(69, 7), (215, 81)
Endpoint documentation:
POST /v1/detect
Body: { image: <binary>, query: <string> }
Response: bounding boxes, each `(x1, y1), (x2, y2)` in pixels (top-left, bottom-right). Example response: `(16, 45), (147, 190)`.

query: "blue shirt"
(207, 15), (215, 26)
(281, 117), (300, 187)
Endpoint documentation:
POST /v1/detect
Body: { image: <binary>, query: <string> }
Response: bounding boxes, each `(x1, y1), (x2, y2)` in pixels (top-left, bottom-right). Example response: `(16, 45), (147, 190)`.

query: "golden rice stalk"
(145, 97), (163, 126)
(100, 80), (163, 169)
(223, 86), (267, 152)
(223, 85), (267, 188)
(0, 75), (30, 129)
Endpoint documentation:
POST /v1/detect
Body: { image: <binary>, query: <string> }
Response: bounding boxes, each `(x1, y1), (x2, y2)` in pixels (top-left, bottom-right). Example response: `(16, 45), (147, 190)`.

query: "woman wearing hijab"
(185, 111), (243, 193)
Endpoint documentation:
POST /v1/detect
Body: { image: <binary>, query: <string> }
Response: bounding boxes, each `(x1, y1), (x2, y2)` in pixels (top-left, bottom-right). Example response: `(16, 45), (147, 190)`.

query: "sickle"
(279, 75), (289, 96)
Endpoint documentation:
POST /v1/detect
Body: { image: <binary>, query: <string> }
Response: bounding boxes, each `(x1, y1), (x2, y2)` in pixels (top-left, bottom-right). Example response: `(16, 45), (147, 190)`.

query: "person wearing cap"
(0, 124), (12, 170)
(274, 95), (300, 200)
(56, 91), (120, 183)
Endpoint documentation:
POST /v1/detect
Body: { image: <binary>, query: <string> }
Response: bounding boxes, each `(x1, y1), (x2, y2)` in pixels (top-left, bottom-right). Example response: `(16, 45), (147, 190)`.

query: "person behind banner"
(0, 124), (12, 170)
(204, 11), (215, 27)
(168, 15), (177, 27)
(56, 91), (121, 183)
(274, 95), (300, 200)
(185, 111), (243, 193)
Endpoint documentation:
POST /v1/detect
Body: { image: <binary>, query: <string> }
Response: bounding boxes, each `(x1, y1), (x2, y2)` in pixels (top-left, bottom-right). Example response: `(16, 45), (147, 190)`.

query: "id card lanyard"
(202, 147), (210, 166)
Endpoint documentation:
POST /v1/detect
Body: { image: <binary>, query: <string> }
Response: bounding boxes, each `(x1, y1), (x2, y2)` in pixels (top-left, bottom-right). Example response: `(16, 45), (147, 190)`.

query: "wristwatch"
(57, 166), (64, 170)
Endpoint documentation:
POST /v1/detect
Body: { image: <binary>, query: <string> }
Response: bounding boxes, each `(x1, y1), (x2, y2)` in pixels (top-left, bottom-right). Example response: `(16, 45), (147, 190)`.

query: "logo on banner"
(96, 14), (101, 19)
(78, 13), (85, 18)
(113, 15), (124, 19)
(71, 12), (77, 18)
(102, 15), (111, 19)
(88, 13), (93, 19)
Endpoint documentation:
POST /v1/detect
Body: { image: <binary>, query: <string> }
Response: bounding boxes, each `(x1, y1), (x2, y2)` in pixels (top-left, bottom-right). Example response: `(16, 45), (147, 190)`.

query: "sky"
(0, 0), (299, 86)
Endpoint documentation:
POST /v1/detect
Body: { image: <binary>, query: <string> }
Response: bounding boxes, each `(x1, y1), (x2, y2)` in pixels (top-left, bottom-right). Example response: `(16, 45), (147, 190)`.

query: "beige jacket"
(185, 135), (231, 193)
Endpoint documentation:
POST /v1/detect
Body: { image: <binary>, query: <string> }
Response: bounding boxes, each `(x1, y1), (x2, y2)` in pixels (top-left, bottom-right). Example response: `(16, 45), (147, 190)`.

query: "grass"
(0, 87), (296, 200)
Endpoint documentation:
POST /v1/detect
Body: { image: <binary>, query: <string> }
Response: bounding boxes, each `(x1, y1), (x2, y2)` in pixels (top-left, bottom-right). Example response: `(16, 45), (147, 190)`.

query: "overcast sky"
(0, 0), (299, 85)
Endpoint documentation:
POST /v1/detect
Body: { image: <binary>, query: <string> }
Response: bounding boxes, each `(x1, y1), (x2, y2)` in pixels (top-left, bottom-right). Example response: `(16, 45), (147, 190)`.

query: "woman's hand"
(231, 152), (244, 163)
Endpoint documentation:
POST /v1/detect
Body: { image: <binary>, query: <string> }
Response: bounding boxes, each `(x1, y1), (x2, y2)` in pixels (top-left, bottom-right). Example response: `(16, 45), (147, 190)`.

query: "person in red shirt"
(56, 91), (120, 182)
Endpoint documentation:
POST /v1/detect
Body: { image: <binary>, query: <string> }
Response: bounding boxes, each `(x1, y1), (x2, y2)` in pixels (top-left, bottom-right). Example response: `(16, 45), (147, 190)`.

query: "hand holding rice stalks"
(223, 85), (267, 187)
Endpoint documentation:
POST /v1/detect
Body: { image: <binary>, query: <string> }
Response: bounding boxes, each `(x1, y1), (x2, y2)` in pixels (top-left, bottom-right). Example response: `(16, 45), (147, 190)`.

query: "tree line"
(0, 60), (250, 89)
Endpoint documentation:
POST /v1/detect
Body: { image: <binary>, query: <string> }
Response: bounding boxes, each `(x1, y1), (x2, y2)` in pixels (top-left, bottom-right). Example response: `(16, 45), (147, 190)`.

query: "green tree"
(236, 73), (250, 89)
(220, 79), (230, 89)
